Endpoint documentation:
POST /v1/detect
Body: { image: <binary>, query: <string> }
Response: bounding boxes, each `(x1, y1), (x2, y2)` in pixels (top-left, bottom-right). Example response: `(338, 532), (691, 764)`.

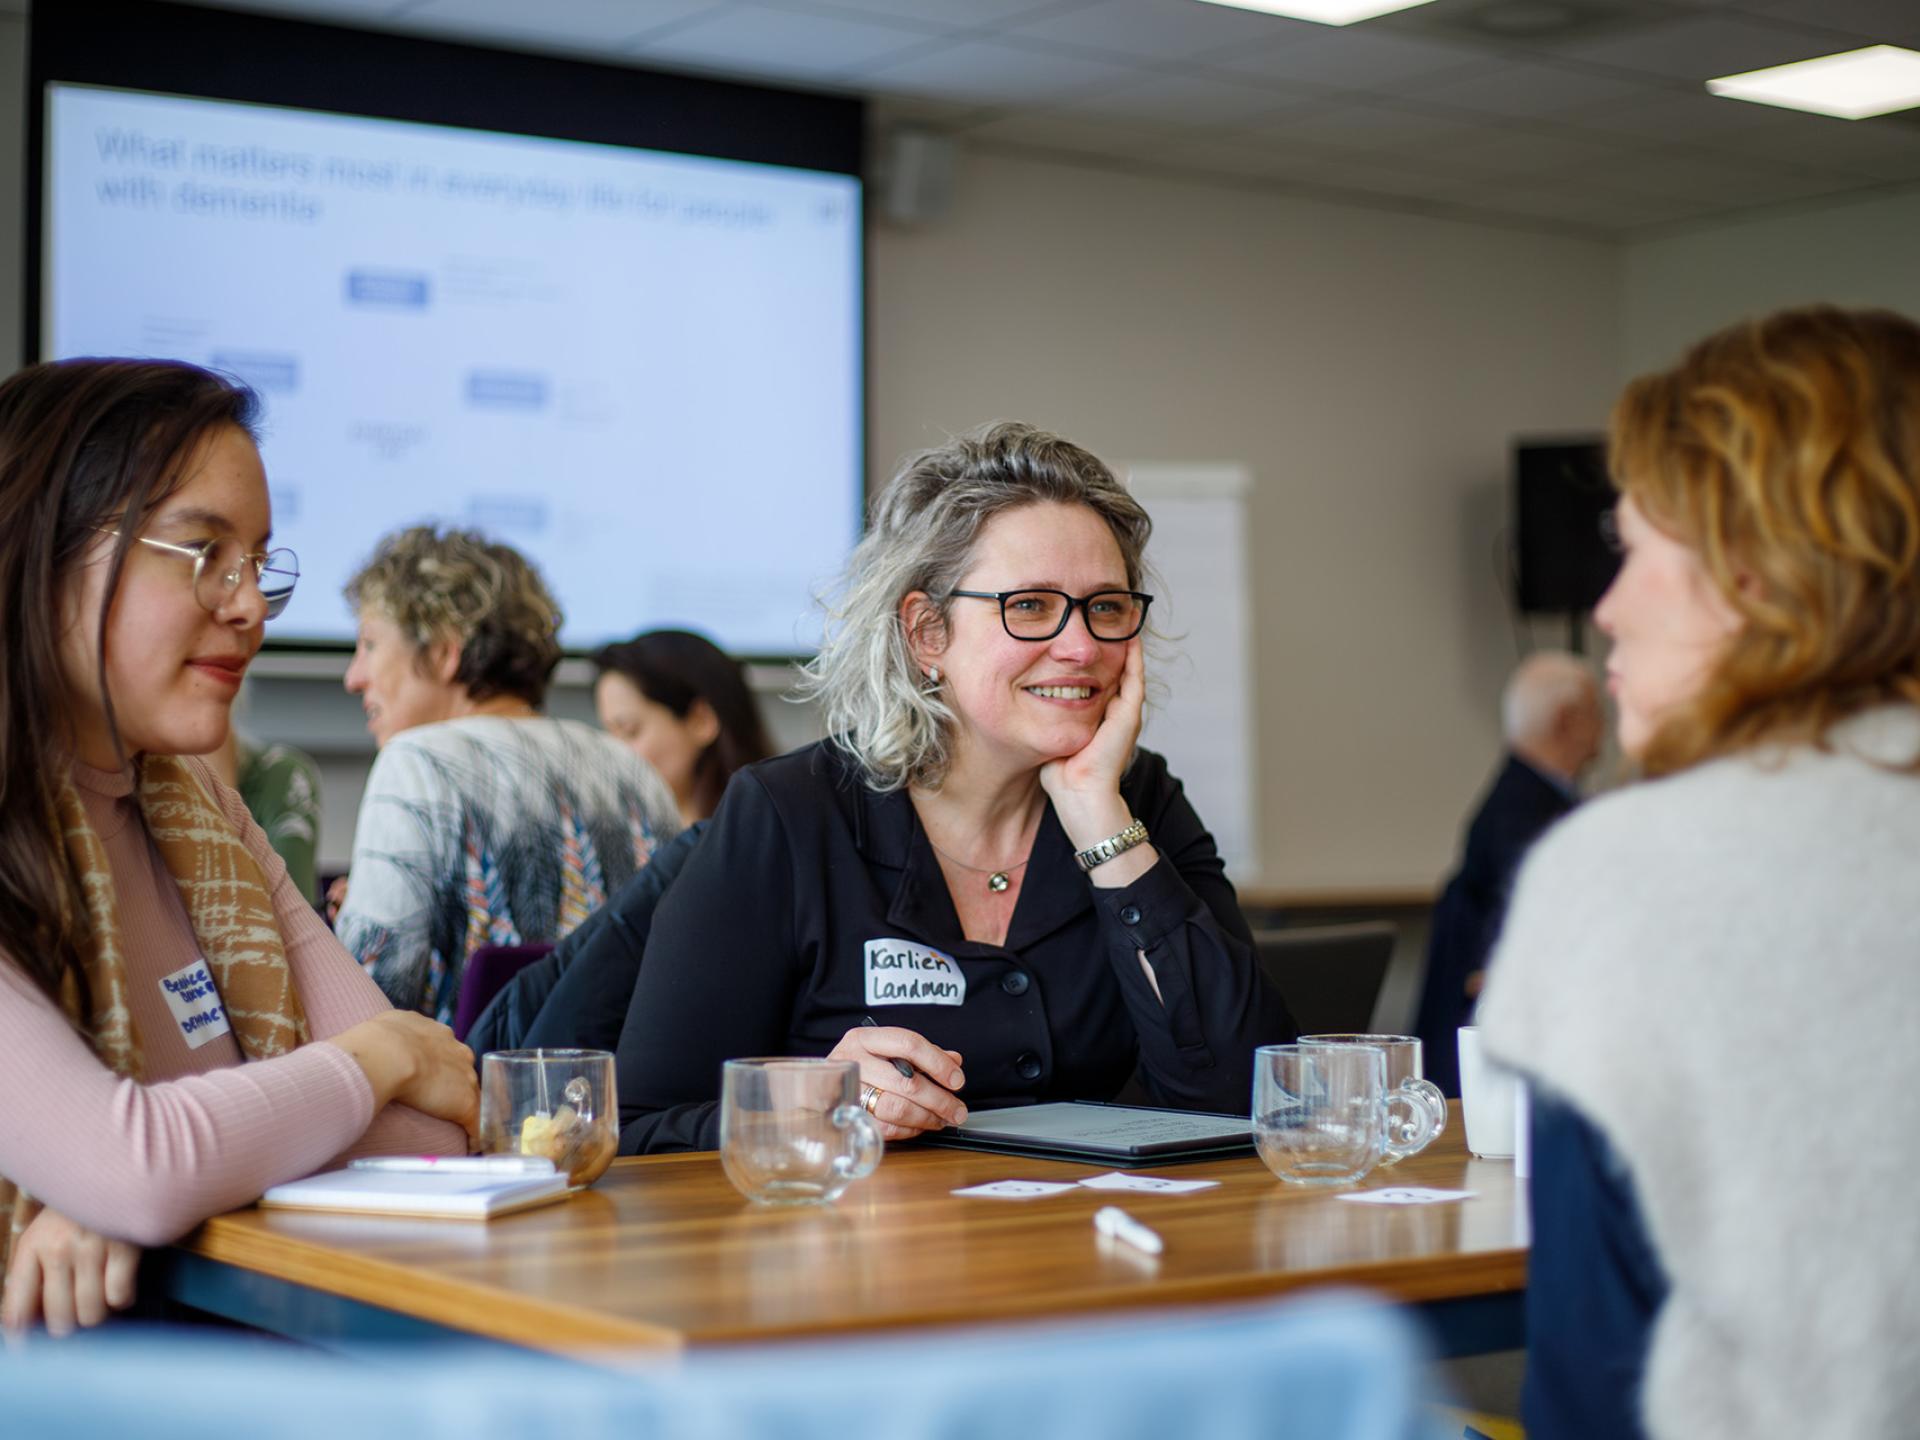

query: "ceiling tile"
(1551, 13), (1838, 83)
(762, 0), (1080, 28)
(1001, 0), (1312, 63)
(1741, 0), (1920, 48)
(853, 36), (1139, 103)
(633, 6), (931, 77)
(1403, 125), (1644, 180)
(1209, 26), (1494, 91)
(1053, 70), (1309, 128)
(1559, 89), (1800, 143)
(1404, 62), (1672, 118)
(1243, 99), (1524, 154)
(400, 0), (727, 49)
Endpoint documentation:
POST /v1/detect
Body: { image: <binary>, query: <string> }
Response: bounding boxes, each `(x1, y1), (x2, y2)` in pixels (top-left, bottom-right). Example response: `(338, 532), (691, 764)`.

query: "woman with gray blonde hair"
(335, 526), (681, 1023)
(613, 423), (1292, 1153)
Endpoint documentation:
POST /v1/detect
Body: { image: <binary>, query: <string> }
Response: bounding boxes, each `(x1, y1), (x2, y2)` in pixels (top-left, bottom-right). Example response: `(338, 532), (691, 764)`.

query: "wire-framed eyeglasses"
(947, 588), (1153, 642)
(104, 531), (301, 620)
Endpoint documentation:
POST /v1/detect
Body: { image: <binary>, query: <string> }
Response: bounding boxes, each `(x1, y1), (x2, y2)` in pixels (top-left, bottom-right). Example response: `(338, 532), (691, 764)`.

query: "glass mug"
(720, 1058), (884, 1206)
(1299, 1033), (1447, 1165)
(1253, 1042), (1438, 1186)
(479, 1048), (619, 1190)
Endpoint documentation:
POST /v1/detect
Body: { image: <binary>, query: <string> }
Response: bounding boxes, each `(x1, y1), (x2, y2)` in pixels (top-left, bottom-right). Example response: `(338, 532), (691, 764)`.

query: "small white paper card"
(1078, 1171), (1220, 1194)
(158, 958), (231, 1050)
(1336, 1187), (1477, 1206)
(951, 1180), (1079, 1200)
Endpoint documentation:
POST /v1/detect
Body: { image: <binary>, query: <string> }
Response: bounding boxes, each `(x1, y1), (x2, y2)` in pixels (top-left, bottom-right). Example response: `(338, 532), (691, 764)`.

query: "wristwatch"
(1074, 818), (1150, 873)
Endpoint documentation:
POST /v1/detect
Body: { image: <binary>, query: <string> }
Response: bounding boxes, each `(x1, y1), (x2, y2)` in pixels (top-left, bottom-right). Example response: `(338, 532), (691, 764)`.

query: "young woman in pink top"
(0, 359), (477, 1336)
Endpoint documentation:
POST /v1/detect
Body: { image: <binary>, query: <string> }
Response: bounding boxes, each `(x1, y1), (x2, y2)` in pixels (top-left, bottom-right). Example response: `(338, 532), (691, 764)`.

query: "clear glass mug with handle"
(1253, 1043), (1392, 1187)
(720, 1058), (885, 1206)
(478, 1048), (619, 1190)
(1299, 1033), (1447, 1164)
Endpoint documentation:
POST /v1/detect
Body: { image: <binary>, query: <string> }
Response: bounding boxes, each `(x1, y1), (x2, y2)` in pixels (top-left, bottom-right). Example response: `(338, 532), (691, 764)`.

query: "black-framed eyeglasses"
(947, 588), (1154, 642)
(103, 531), (301, 620)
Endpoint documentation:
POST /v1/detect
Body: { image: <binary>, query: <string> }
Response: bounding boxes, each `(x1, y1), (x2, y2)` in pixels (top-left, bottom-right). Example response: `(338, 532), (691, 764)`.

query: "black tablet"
(925, 1101), (1254, 1166)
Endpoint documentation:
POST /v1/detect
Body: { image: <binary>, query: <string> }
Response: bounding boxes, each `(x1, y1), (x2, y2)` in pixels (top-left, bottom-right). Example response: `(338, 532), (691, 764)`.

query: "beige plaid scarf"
(0, 756), (310, 1284)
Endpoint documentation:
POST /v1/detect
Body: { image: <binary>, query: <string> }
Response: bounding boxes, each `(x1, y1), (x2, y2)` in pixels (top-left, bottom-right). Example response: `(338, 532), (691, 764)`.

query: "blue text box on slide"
(209, 351), (299, 393)
(344, 270), (430, 308)
(465, 371), (549, 411)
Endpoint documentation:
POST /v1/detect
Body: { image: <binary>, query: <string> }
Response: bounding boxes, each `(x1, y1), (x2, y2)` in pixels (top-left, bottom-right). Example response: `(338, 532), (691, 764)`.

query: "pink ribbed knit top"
(0, 755), (465, 1246)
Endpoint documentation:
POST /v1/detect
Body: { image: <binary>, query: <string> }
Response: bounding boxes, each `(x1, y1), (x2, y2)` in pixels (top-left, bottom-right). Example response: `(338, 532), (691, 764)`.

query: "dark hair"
(343, 526), (563, 709)
(592, 630), (773, 817)
(0, 358), (261, 1007)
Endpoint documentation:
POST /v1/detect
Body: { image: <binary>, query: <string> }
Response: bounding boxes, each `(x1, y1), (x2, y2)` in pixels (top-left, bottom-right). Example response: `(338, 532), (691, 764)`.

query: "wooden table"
(158, 1114), (1527, 1360)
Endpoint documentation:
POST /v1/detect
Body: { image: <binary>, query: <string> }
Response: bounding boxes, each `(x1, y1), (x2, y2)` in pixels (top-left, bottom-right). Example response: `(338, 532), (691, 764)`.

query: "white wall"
(1622, 184), (1920, 377)
(872, 150), (1620, 890)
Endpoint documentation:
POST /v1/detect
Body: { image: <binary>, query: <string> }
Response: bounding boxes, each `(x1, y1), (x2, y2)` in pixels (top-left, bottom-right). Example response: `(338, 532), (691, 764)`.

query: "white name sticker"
(863, 938), (967, 1007)
(159, 959), (231, 1050)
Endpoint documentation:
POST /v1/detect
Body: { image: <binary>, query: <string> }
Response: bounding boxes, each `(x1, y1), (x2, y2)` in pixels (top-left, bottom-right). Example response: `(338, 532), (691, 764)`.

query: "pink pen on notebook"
(348, 1155), (556, 1176)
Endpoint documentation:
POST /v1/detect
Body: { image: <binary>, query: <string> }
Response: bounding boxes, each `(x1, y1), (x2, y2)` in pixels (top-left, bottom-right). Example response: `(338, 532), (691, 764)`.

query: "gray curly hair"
(798, 422), (1152, 792)
(344, 525), (564, 707)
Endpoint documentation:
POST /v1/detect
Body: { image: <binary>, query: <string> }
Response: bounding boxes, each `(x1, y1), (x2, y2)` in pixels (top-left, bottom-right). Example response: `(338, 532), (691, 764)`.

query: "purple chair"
(452, 943), (555, 1042)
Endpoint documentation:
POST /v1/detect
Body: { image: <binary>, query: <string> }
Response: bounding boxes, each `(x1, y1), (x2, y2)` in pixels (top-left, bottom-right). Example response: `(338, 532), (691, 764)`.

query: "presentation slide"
(46, 83), (863, 653)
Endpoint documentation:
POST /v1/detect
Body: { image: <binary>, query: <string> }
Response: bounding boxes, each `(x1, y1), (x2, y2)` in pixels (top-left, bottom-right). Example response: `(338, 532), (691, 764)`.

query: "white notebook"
(258, 1167), (569, 1220)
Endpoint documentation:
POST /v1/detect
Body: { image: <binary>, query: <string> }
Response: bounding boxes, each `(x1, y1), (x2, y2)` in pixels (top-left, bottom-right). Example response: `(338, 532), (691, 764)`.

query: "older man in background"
(1415, 652), (1603, 1095)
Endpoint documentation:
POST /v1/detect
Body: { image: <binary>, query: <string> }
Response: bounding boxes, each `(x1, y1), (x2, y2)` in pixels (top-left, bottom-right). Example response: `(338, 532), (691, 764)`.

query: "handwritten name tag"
(159, 959), (231, 1050)
(863, 938), (966, 1007)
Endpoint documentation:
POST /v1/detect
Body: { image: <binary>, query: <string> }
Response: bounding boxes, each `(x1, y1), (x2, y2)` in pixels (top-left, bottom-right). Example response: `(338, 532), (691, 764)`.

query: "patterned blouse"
(335, 716), (682, 1021)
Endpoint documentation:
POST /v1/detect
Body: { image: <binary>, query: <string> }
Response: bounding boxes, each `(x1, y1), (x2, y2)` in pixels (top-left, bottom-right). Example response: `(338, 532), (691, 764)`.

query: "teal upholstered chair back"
(0, 1292), (1448, 1440)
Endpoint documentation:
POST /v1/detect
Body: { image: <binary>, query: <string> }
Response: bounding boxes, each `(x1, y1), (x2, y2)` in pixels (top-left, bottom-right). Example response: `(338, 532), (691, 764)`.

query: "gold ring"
(860, 1083), (881, 1114)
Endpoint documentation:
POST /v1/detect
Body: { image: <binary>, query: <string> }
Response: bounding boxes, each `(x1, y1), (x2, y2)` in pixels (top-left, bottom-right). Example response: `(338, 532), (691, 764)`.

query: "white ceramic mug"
(1456, 1025), (1519, 1159)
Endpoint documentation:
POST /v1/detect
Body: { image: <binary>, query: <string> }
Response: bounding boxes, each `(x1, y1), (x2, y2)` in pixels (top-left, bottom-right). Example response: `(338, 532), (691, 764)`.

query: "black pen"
(860, 1013), (918, 1081)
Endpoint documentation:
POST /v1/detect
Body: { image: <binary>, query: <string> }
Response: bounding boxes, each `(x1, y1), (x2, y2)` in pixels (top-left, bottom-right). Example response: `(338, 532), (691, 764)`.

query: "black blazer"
(1415, 753), (1576, 1095)
(615, 741), (1294, 1152)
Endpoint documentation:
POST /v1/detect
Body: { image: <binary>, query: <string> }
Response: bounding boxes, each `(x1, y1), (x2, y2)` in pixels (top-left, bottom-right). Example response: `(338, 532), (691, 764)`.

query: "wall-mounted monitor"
(30, 0), (865, 657)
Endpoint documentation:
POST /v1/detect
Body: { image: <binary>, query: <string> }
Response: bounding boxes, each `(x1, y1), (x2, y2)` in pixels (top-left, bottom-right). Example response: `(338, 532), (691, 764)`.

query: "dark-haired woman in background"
(593, 629), (774, 826)
(0, 359), (473, 1336)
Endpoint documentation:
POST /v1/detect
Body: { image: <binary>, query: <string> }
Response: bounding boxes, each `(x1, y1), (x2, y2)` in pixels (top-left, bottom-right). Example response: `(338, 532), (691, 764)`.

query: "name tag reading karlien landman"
(863, 938), (966, 1007)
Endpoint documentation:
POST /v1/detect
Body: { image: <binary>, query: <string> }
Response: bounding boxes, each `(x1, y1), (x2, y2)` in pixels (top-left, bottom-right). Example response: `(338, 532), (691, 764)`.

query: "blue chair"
(0, 1291), (1450, 1440)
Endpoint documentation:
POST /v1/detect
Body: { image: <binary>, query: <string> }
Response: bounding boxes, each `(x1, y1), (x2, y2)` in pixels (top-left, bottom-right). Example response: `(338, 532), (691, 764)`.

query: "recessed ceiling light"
(1707, 45), (1920, 121)
(1193, 0), (1442, 26)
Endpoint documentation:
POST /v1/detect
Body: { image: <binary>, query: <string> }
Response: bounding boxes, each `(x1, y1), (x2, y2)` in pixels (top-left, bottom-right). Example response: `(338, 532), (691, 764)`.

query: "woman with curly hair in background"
(336, 527), (681, 1020)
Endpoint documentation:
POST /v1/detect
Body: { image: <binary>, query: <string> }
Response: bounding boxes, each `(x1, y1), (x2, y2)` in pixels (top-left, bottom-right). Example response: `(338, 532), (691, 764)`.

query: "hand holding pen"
(824, 1016), (968, 1141)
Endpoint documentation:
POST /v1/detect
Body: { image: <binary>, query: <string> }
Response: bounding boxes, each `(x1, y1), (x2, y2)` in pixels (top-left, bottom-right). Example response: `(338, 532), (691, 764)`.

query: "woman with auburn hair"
(0, 359), (474, 1337)
(1478, 306), (1920, 1440)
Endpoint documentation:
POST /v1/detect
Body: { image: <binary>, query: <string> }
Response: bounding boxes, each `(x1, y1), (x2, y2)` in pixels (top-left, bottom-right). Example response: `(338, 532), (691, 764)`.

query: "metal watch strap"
(1074, 818), (1150, 873)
